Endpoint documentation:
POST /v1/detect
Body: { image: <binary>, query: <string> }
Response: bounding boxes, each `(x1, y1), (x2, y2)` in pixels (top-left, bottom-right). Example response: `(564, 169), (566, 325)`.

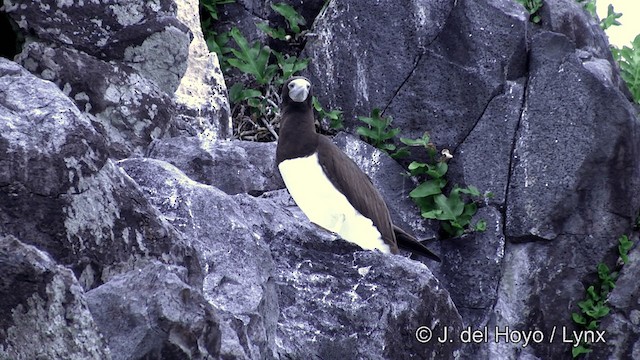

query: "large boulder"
(148, 136), (283, 195)
(0, 235), (111, 359)
(85, 261), (221, 360)
(0, 58), (200, 291)
(119, 157), (462, 359)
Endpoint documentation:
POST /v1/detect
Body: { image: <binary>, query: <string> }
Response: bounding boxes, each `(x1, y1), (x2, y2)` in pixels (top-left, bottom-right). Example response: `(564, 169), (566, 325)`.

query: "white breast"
(278, 153), (391, 253)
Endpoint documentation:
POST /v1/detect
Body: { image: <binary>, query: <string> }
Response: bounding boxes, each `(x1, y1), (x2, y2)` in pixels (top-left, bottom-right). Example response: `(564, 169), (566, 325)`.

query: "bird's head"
(283, 76), (311, 104)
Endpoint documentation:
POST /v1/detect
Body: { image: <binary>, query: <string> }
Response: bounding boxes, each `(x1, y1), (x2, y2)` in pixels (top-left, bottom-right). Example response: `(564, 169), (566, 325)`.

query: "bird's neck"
(278, 105), (318, 160)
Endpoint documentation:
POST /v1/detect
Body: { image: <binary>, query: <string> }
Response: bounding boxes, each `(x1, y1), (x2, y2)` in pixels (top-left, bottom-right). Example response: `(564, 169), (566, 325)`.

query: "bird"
(276, 76), (440, 262)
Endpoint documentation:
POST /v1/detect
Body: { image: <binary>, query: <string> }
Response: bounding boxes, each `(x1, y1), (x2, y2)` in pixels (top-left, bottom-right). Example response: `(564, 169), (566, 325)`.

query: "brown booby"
(276, 76), (440, 262)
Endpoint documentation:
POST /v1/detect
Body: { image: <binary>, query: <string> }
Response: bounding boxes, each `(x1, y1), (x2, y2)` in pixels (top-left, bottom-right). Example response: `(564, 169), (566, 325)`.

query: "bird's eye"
(288, 82), (295, 89)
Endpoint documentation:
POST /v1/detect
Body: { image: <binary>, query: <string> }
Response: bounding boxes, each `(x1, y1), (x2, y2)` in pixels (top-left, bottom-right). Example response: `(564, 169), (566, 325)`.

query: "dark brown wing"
(393, 225), (441, 262)
(316, 136), (399, 253)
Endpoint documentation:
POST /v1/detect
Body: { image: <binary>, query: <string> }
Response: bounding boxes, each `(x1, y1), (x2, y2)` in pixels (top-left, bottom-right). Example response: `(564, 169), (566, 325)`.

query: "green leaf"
(228, 28), (276, 84)
(256, 22), (288, 40)
(410, 179), (446, 198)
(271, 3), (306, 34)
(600, 4), (622, 31)
(458, 185), (481, 197)
(586, 285), (599, 301)
(578, 299), (594, 313)
(408, 161), (428, 171)
(400, 133), (430, 147)
(572, 345), (592, 358)
(432, 193), (465, 221)
(273, 51), (309, 83)
(474, 219), (487, 232)
(356, 126), (379, 139)
(586, 320), (598, 331)
(586, 304), (610, 319)
(572, 312), (586, 325)
(228, 83), (262, 104)
(425, 162), (448, 179)
(391, 147), (410, 159)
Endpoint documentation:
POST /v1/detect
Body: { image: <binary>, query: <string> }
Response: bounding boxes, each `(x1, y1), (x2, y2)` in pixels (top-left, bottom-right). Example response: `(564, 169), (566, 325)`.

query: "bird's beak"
(288, 79), (310, 102)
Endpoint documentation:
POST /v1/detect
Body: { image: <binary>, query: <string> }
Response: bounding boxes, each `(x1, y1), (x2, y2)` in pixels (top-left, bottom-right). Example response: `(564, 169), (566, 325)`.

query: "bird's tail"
(393, 225), (441, 262)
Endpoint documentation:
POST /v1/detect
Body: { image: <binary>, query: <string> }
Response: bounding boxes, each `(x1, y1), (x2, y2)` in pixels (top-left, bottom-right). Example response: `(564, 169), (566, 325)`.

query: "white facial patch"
(279, 153), (391, 253)
(288, 78), (310, 102)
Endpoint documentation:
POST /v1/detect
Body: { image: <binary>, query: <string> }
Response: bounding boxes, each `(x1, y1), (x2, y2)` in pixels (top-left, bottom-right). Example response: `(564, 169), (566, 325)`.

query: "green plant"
(615, 34), (640, 103)
(312, 96), (344, 130)
(356, 109), (401, 155)
(571, 234), (635, 357)
(618, 234), (633, 264)
(199, 0), (236, 70)
(576, 0), (596, 17)
(515, 0), (543, 23)
(228, 28), (278, 85)
(401, 133), (484, 238)
(257, 3), (307, 41)
(599, 4), (622, 30)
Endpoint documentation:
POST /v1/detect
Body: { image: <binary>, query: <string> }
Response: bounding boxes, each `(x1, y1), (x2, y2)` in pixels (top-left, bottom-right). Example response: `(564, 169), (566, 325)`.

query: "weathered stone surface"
(119, 158), (279, 359)
(2, 0), (640, 359)
(447, 80), (524, 206)
(0, 57), (108, 195)
(270, 238), (461, 360)
(439, 206), (505, 329)
(3, 0), (190, 83)
(0, 58), (199, 291)
(173, 0), (231, 139)
(85, 261), (220, 360)
(16, 42), (174, 158)
(0, 235), (111, 359)
(589, 246), (640, 360)
(304, 0), (454, 129)
(120, 157), (462, 359)
(148, 136), (283, 195)
(506, 31), (640, 241)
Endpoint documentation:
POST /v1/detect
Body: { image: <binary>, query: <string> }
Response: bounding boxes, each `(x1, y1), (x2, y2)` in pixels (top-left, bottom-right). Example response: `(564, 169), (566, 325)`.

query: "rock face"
(0, 235), (111, 359)
(1, 0), (639, 359)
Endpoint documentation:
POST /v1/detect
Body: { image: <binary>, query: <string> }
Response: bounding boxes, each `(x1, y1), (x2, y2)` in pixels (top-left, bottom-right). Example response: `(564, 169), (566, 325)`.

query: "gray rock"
(0, 235), (111, 359)
(148, 136), (283, 195)
(447, 80), (525, 206)
(4, 0), (190, 89)
(16, 42), (175, 158)
(439, 206), (505, 329)
(85, 261), (220, 360)
(119, 158), (279, 359)
(173, 0), (231, 139)
(506, 31), (640, 241)
(120, 157), (463, 359)
(0, 58), (200, 290)
(304, 0), (454, 129)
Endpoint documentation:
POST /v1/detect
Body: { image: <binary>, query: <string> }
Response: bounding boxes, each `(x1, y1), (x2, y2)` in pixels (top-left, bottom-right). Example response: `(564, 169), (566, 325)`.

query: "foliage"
(571, 234), (635, 357)
(618, 234), (633, 264)
(614, 35), (640, 104)
(599, 4), (622, 31)
(200, 1), (340, 140)
(401, 133), (484, 237)
(576, 0), (596, 17)
(200, 0), (236, 71)
(313, 96), (344, 130)
(228, 28), (278, 85)
(258, 3), (307, 41)
(356, 109), (401, 155)
(515, 0), (543, 24)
